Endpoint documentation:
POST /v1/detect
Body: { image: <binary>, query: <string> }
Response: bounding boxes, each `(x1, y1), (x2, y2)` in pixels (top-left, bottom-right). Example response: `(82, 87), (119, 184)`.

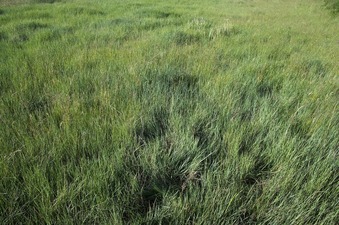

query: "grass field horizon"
(0, 0), (338, 224)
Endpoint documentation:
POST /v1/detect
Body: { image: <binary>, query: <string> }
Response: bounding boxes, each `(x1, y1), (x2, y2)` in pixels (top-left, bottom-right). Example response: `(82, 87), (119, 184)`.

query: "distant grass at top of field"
(0, 0), (63, 6)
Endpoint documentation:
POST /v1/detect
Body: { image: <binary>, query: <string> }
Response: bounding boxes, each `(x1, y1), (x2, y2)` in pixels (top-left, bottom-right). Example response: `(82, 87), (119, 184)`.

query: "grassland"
(0, 0), (338, 224)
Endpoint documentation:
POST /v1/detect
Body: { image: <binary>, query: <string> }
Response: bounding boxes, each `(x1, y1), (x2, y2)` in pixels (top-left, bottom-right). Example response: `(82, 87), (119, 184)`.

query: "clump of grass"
(324, 0), (339, 14)
(0, 31), (8, 41)
(165, 30), (202, 45)
(208, 19), (239, 39)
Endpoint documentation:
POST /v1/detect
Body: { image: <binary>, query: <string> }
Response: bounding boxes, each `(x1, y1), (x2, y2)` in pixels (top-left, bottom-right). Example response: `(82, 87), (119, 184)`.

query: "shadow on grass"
(66, 6), (105, 16)
(134, 106), (169, 146)
(138, 69), (200, 101)
(242, 158), (273, 186)
(138, 9), (181, 19)
(303, 59), (328, 77)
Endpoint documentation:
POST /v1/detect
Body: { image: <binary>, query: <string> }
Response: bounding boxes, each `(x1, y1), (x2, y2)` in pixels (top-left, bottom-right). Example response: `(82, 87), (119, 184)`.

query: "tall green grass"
(0, 0), (338, 224)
